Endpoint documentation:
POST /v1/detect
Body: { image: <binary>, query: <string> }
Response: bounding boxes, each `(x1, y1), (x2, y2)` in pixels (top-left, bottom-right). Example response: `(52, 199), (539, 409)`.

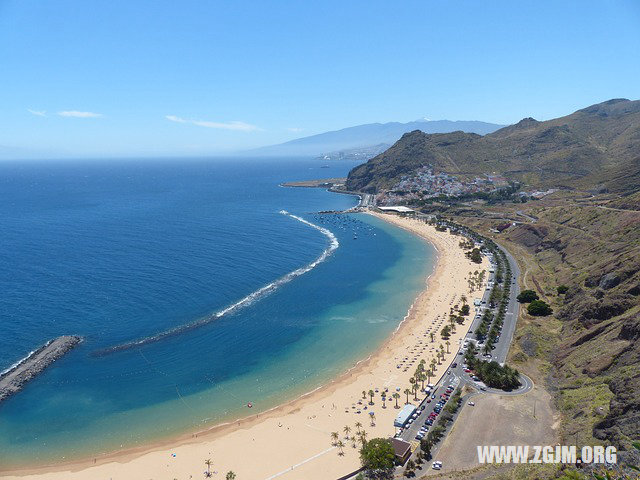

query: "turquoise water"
(0, 158), (434, 467)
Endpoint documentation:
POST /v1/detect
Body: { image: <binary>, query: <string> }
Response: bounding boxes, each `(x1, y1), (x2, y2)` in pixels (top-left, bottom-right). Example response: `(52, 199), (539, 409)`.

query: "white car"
(468, 401), (475, 406)
(432, 461), (443, 470)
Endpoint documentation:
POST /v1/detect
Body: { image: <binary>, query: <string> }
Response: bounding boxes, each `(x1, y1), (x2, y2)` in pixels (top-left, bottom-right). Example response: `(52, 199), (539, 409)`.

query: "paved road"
(397, 231), (529, 450)
(516, 210), (538, 223)
(493, 243), (521, 364)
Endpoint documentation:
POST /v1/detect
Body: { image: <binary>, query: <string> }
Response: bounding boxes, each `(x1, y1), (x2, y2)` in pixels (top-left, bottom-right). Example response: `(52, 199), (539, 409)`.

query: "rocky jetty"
(0, 335), (82, 403)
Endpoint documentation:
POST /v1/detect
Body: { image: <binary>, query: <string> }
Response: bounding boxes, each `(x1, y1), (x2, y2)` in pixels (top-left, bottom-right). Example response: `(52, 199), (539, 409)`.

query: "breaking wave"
(93, 211), (339, 356)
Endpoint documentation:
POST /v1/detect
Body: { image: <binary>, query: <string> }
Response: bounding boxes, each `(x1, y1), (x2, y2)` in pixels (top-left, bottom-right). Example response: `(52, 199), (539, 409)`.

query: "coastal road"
(397, 235), (526, 452)
(492, 243), (521, 364)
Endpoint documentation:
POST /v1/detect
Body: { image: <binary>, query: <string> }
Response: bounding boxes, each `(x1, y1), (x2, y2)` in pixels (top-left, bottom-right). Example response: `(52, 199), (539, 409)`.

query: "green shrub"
(517, 289), (539, 303)
(527, 300), (553, 316)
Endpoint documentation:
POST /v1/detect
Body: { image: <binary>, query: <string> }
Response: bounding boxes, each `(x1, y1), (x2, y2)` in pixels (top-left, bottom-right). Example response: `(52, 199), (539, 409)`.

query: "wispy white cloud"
(192, 120), (260, 131)
(165, 115), (187, 123)
(28, 109), (47, 117)
(166, 115), (260, 132)
(58, 110), (103, 118)
(286, 127), (304, 133)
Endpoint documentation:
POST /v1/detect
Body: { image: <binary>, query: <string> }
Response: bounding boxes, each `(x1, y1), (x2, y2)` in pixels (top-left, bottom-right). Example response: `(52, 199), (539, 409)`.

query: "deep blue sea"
(0, 157), (434, 467)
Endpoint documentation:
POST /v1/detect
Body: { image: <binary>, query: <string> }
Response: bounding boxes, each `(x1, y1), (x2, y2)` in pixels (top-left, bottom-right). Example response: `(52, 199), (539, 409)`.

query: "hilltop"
(346, 99), (640, 195)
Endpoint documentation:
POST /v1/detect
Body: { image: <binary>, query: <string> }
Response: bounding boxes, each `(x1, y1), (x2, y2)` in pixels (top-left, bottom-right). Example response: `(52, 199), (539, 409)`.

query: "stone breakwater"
(0, 336), (82, 403)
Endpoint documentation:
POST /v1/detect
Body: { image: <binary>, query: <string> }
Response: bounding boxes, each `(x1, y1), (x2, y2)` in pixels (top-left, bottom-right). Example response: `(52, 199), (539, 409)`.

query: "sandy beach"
(2, 212), (488, 480)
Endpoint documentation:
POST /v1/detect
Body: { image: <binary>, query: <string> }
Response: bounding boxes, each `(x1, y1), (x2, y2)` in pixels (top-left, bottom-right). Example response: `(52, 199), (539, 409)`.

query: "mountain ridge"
(346, 98), (640, 194)
(248, 119), (505, 157)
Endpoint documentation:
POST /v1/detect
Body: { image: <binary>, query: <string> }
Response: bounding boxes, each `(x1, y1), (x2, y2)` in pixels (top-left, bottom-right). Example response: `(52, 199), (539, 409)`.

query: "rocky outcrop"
(0, 336), (82, 403)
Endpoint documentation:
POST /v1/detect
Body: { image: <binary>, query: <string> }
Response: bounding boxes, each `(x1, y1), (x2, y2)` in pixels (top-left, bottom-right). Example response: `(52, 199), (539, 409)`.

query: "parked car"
(432, 461), (443, 470)
(468, 401), (475, 406)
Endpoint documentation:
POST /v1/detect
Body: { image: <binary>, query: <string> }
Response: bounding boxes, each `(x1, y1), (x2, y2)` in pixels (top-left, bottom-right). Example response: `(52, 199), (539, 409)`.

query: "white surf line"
(96, 211), (339, 355)
(263, 446), (336, 480)
(0, 344), (50, 378)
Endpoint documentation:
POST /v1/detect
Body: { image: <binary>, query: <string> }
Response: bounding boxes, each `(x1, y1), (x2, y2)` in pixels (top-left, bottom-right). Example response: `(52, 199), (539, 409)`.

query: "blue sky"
(1, 0), (639, 158)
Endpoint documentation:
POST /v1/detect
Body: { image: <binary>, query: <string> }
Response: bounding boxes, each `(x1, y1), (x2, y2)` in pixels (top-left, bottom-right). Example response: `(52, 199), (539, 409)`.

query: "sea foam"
(94, 211), (339, 355)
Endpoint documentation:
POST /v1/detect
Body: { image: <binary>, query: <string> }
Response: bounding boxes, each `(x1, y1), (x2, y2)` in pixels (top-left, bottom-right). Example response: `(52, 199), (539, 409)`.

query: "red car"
(464, 369), (472, 373)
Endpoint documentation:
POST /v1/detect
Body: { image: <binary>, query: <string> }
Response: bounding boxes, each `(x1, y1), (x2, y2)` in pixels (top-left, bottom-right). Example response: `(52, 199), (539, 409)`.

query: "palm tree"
(204, 459), (212, 478)
(392, 392), (401, 408)
(337, 440), (345, 456)
(369, 412), (376, 427)
(404, 388), (411, 404)
(446, 340), (450, 354)
(343, 425), (351, 439)
(226, 472), (236, 480)
(426, 368), (432, 384)
(330, 431), (339, 445)
(430, 332), (435, 343)
(418, 372), (426, 390)
(362, 390), (366, 399)
(381, 392), (387, 408)
(358, 430), (368, 446)
(368, 389), (375, 405)
(412, 383), (419, 401)
(354, 421), (362, 433)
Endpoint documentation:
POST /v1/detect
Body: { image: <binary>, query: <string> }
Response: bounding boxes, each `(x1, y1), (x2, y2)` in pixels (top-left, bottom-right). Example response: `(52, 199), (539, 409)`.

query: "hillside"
(449, 195), (640, 463)
(346, 99), (640, 195)
(249, 119), (504, 157)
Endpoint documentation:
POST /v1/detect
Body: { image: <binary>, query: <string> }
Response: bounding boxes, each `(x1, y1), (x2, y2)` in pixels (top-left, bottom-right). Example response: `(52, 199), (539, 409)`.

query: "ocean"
(0, 157), (434, 467)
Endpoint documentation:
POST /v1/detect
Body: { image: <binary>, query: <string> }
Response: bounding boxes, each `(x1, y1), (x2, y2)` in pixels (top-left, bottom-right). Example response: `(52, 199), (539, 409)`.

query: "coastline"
(2, 212), (487, 480)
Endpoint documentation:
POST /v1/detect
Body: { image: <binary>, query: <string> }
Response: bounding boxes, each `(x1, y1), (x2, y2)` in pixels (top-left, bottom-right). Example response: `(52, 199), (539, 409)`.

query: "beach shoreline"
(2, 212), (487, 480)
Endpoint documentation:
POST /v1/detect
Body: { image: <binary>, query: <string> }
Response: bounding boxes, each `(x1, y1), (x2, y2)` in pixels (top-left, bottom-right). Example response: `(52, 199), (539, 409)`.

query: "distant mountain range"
(249, 119), (505, 158)
(347, 99), (640, 194)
